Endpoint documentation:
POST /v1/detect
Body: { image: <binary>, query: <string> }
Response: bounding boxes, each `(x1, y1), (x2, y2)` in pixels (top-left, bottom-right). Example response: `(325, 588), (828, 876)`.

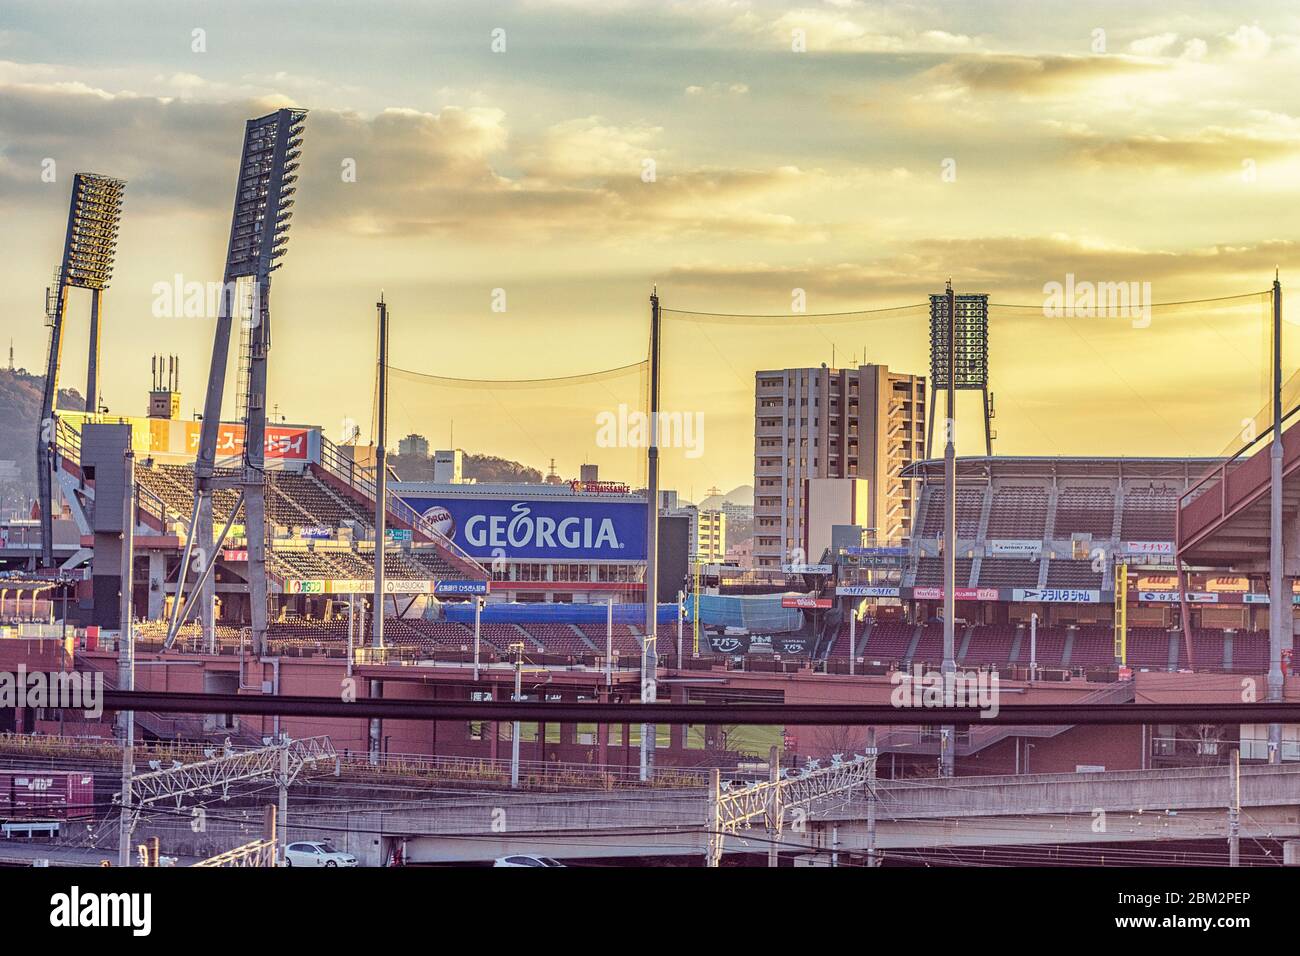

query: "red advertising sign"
(183, 422), (312, 460)
(782, 596), (832, 609)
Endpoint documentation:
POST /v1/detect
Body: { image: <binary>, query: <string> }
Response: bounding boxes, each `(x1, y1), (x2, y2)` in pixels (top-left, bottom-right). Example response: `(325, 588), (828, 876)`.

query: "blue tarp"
(686, 593), (804, 633)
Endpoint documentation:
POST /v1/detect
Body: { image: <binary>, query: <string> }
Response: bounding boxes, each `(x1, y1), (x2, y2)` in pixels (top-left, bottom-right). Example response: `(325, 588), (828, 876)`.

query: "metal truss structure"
(115, 735), (337, 810)
(37, 172), (126, 566)
(193, 838), (278, 868)
(167, 108), (307, 653)
(706, 753), (876, 867)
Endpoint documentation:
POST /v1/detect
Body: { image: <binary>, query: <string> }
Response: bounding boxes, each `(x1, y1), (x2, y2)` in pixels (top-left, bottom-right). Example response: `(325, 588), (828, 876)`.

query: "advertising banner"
(836, 585), (901, 597)
(398, 493), (647, 561)
(781, 596), (833, 609)
(1012, 588), (1101, 603)
(433, 580), (490, 596)
(988, 539), (1042, 556)
(912, 586), (1000, 601)
(1122, 541), (1174, 555)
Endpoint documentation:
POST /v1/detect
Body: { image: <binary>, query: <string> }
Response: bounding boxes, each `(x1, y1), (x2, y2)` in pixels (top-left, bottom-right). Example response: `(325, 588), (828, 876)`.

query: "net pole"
(642, 288), (660, 782)
(1269, 276), (1285, 764)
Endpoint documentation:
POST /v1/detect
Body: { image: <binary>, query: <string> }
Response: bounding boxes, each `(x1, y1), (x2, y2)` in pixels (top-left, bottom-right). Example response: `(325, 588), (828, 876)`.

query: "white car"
(493, 855), (565, 868)
(284, 841), (358, 867)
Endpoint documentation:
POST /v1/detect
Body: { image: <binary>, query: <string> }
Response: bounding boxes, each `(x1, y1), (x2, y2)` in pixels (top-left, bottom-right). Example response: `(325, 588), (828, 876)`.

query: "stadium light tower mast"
(643, 287), (661, 782)
(36, 173), (126, 566)
(940, 280), (957, 778)
(166, 109), (306, 654)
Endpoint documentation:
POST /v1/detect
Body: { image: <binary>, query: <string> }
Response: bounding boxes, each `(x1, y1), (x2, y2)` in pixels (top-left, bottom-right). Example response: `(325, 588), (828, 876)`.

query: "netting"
(659, 290), (1283, 496)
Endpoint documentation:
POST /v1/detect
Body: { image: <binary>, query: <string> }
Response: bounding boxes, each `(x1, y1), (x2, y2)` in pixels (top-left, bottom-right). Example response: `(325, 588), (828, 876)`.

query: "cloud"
(925, 53), (1165, 95)
(1067, 126), (1300, 171)
(1129, 33), (1179, 57)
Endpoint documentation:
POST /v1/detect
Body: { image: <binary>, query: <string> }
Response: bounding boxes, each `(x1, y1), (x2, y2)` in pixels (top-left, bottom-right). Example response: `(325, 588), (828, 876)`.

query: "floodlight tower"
(166, 109), (306, 654)
(37, 173), (126, 566)
(925, 291), (992, 459)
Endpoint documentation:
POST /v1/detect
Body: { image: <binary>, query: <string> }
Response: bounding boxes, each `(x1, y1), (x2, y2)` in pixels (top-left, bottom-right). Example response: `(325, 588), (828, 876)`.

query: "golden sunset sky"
(2, 0), (1298, 495)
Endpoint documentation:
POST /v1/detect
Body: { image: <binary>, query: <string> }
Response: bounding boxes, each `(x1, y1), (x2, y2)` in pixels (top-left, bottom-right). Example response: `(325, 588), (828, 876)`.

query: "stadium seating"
(917, 487), (984, 538)
(1045, 559), (1103, 589)
(986, 485), (1048, 538)
(1065, 626), (1112, 667)
(860, 621), (916, 662)
(1120, 485), (1178, 540)
(1229, 629), (1268, 671)
(959, 624), (1019, 665)
(1125, 627), (1173, 669)
(1053, 486), (1115, 538)
(977, 557), (1040, 588)
(914, 558), (973, 588)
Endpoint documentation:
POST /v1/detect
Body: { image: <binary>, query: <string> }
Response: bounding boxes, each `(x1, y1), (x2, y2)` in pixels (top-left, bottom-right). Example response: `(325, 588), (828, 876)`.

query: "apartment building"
(752, 364), (926, 569)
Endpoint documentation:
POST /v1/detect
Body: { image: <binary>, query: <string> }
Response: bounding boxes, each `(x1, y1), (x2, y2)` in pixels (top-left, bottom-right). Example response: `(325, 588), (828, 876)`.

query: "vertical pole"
(1269, 275), (1286, 764)
(605, 598), (613, 687)
(766, 745), (781, 868)
(706, 767), (721, 867)
(264, 804), (278, 867)
(643, 288), (661, 782)
(278, 739), (289, 867)
(370, 295), (388, 766)
(86, 289), (101, 414)
(1030, 611), (1038, 679)
(1229, 748), (1241, 867)
(941, 280), (957, 777)
(38, 280), (69, 568)
(116, 450), (136, 868)
(866, 728), (879, 868)
(511, 646), (522, 789)
(346, 594), (354, 680)
(245, 278), (271, 656)
(473, 596), (482, 681)
(849, 610), (857, 675)
(677, 590), (684, 664)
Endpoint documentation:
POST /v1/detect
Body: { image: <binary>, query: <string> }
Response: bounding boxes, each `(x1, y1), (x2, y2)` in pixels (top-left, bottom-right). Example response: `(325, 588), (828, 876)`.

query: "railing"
(316, 435), (488, 579)
(193, 839), (277, 867)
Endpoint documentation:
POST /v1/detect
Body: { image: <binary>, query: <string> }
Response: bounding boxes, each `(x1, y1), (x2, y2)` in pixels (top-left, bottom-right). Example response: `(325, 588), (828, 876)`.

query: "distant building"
(432, 448), (463, 483)
(399, 434), (430, 458)
(697, 509), (727, 563)
(753, 363), (925, 569)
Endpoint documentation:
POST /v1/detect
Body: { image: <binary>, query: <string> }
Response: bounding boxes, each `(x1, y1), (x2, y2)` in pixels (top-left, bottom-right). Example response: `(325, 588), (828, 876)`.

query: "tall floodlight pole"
(117, 448), (136, 867)
(941, 280), (957, 778)
(37, 173), (125, 567)
(643, 288), (662, 782)
(370, 295), (389, 766)
(1268, 274), (1285, 764)
(165, 109), (306, 655)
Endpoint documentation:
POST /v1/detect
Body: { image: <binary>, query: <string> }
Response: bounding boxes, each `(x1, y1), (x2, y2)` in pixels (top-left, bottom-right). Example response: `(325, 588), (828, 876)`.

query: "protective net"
(659, 289), (1283, 496)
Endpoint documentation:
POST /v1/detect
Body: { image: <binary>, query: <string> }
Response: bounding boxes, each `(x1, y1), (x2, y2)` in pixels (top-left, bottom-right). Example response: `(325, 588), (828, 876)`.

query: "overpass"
(280, 763), (1300, 865)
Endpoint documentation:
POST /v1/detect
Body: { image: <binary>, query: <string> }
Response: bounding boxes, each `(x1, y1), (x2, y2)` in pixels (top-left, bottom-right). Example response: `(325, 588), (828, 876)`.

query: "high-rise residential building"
(696, 509), (727, 563)
(399, 433), (430, 458)
(752, 364), (926, 569)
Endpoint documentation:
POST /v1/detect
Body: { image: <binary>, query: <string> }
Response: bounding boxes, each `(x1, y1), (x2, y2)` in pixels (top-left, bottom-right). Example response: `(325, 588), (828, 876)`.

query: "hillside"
(0, 366), (85, 499)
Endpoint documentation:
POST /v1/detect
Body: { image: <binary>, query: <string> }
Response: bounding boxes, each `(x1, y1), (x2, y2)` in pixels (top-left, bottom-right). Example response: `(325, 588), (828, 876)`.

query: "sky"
(2, 0), (1299, 496)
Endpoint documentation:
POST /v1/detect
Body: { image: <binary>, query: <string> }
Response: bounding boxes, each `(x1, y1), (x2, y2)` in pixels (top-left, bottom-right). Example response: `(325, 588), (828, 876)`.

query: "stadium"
(0, 7), (1297, 899)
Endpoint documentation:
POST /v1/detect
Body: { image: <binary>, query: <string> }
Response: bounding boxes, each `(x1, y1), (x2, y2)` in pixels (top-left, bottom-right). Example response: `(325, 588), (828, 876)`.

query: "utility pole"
(1229, 748), (1241, 867)
(767, 745), (782, 868)
(605, 598), (613, 687)
(866, 727), (879, 867)
(1030, 611), (1038, 681)
(1268, 273), (1286, 765)
(117, 448), (136, 868)
(510, 643), (523, 789)
(941, 279), (957, 777)
(643, 287), (661, 782)
(370, 294), (388, 767)
(277, 737), (290, 866)
(473, 595), (483, 681)
(677, 589), (684, 663)
(849, 610), (857, 676)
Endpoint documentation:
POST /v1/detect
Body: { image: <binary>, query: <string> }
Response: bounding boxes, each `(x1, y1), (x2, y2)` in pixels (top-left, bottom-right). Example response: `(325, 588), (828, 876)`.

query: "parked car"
(284, 841), (358, 867)
(493, 855), (565, 867)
